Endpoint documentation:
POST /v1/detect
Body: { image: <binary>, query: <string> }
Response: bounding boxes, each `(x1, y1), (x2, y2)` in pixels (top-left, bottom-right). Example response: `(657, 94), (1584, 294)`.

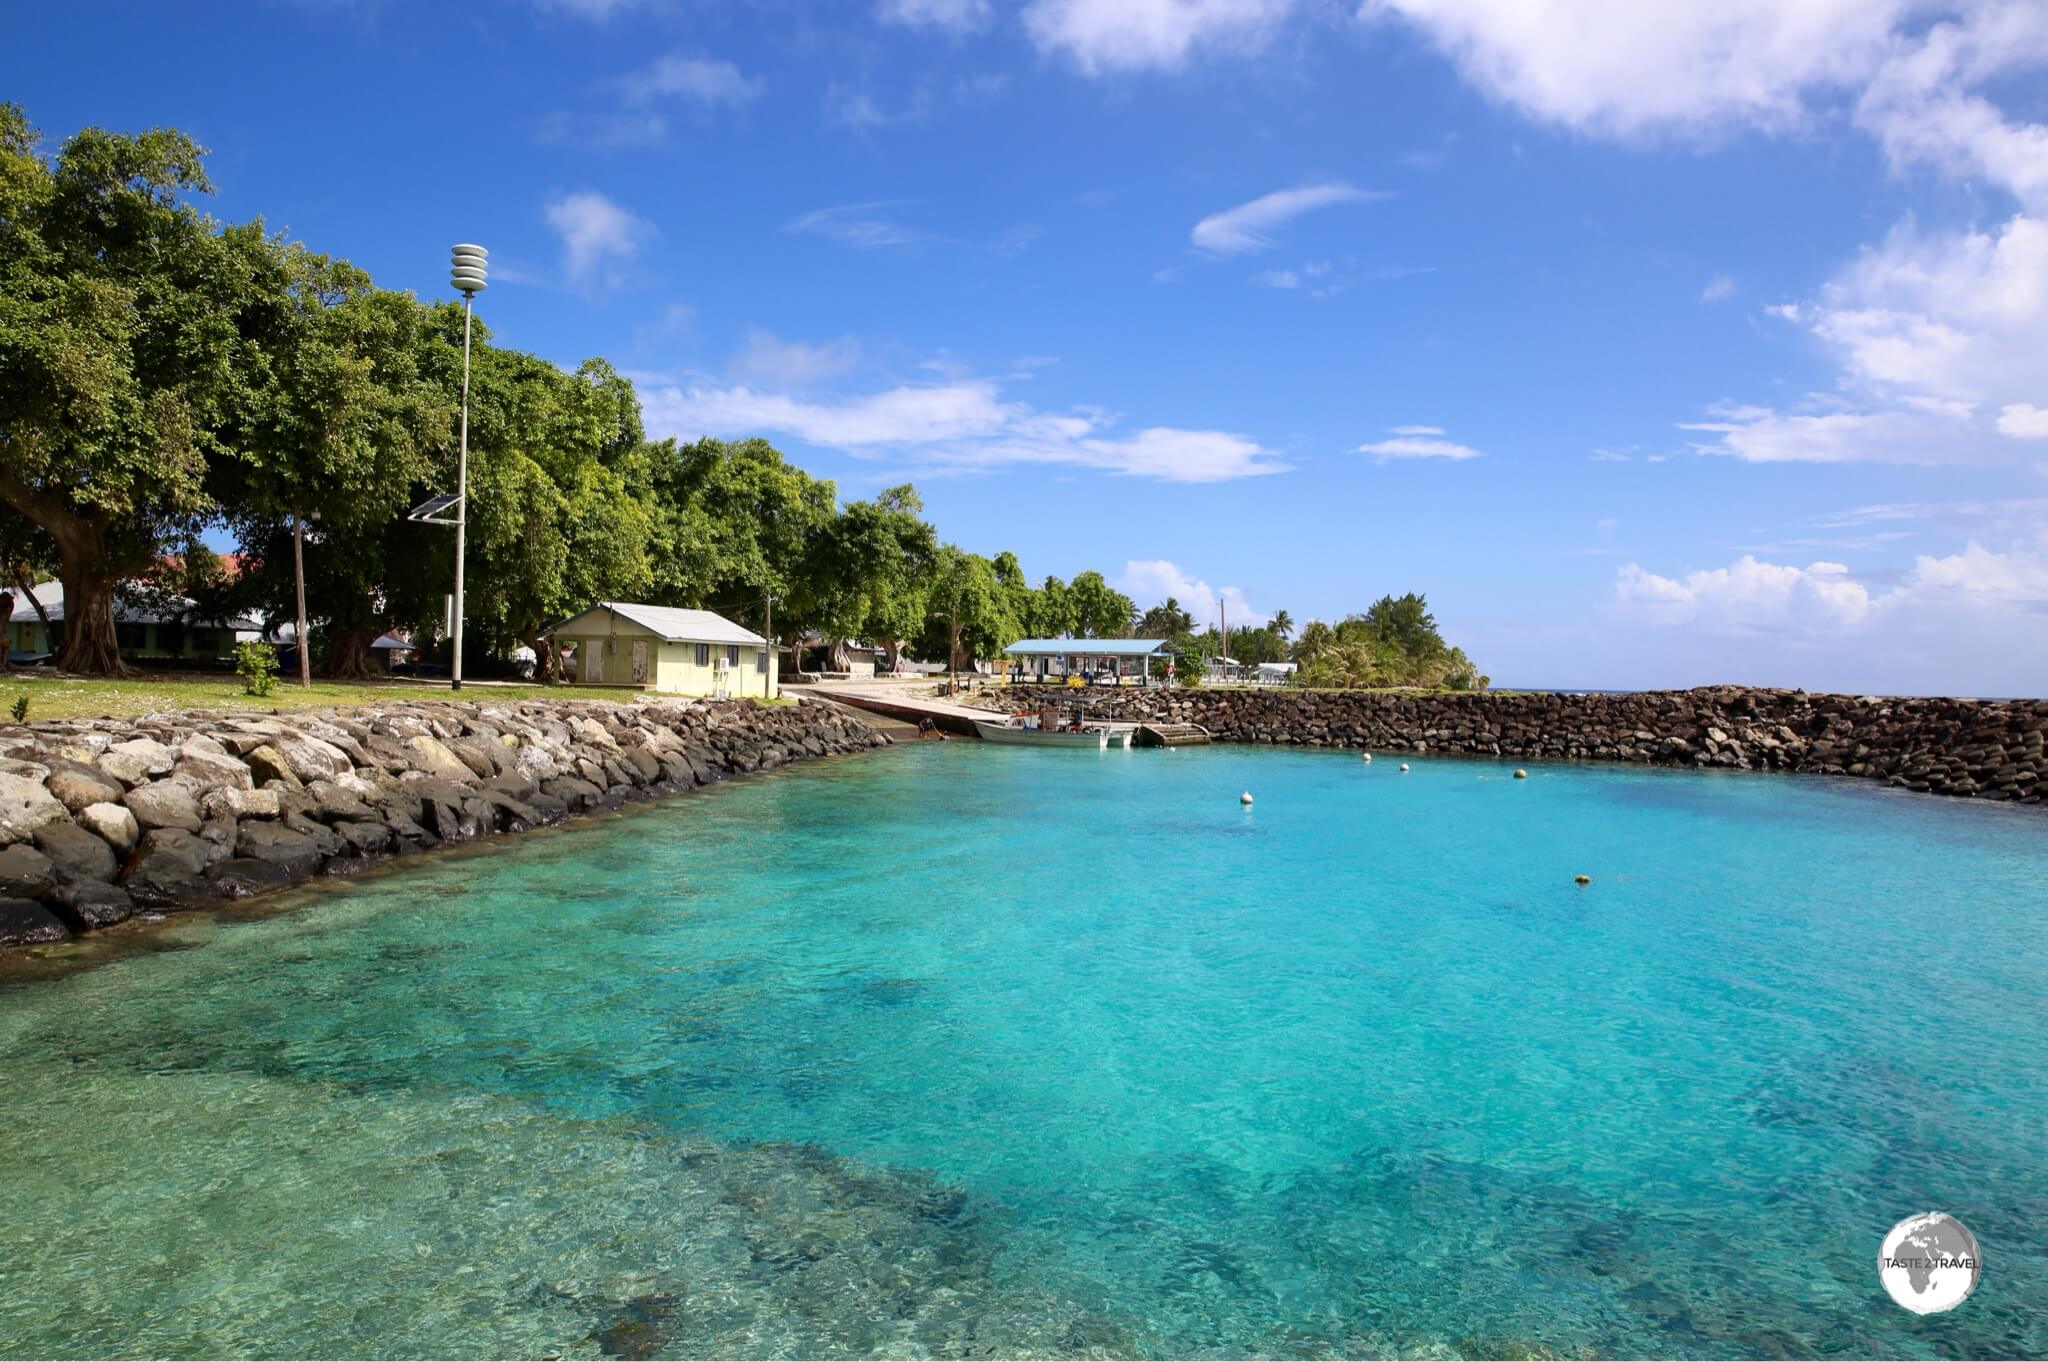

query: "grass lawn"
(0, 671), (660, 723)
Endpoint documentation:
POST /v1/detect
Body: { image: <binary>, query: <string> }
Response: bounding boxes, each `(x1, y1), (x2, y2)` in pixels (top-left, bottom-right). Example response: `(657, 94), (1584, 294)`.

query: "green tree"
(1137, 595), (1195, 640)
(794, 485), (936, 672)
(460, 350), (654, 677)
(220, 276), (453, 676)
(642, 436), (834, 631)
(1271, 608), (1294, 640)
(1067, 570), (1135, 638)
(920, 545), (1014, 676)
(0, 106), (278, 673)
(1032, 574), (1075, 637)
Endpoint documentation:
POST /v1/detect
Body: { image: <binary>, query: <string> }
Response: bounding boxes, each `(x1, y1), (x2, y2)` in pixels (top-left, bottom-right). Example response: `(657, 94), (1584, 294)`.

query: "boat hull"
(972, 719), (1111, 748)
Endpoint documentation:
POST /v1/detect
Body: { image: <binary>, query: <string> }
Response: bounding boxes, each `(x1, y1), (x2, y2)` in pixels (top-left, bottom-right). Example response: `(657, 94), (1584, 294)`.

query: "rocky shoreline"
(0, 696), (889, 955)
(985, 683), (2048, 805)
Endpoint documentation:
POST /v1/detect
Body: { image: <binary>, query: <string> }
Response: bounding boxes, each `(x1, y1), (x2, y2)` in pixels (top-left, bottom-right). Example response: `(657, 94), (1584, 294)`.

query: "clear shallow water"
(2, 744), (2045, 1359)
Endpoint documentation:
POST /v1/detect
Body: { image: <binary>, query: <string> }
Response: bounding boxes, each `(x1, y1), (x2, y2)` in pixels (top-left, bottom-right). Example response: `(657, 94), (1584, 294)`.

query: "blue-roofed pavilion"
(1000, 638), (1174, 688)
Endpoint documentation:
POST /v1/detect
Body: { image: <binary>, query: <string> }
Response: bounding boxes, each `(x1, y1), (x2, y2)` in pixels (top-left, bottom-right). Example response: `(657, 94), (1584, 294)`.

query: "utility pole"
(292, 509), (311, 687)
(1220, 596), (1228, 682)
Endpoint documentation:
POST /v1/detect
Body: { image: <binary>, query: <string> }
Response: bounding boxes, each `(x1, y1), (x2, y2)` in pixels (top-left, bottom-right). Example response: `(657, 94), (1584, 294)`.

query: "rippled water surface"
(2, 743), (2045, 1359)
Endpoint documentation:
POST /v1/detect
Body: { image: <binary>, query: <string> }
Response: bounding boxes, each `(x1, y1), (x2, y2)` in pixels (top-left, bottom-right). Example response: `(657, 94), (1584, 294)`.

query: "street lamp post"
(449, 243), (488, 691)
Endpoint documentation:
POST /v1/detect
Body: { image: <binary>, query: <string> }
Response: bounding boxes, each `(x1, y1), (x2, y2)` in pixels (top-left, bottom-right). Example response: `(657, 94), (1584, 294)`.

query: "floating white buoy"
(1240, 790), (1254, 805)
(1513, 769), (1528, 780)
(1361, 753), (1373, 763)
(1399, 762), (1410, 772)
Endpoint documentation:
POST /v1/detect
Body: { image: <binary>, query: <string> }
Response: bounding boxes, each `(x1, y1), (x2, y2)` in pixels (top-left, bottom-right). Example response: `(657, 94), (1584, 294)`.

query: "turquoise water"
(2, 743), (2045, 1359)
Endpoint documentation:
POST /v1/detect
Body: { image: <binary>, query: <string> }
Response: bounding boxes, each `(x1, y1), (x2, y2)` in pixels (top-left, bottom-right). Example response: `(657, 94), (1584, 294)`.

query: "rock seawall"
(990, 684), (2047, 805)
(0, 696), (888, 953)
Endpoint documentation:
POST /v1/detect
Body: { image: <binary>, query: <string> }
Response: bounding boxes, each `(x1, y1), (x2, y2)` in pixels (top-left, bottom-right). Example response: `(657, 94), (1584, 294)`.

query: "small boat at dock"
(971, 703), (1135, 748)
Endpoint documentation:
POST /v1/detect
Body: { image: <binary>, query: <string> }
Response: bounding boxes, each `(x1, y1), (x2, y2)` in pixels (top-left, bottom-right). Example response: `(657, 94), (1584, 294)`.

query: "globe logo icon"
(1879, 1213), (1982, 1314)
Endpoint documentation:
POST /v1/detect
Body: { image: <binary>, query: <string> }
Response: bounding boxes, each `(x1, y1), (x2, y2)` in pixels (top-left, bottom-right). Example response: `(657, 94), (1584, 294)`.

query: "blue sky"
(11, 0), (2048, 693)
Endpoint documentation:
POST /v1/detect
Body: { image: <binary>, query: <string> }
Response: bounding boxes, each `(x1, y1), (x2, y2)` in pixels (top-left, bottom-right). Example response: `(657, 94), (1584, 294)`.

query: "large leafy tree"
(642, 436), (833, 634)
(1032, 574), (1075, 638)
(219, 269), (454, 676)
(1067, 570), (1135, 639)
(0, 105), (279, 673)
(918, 545), (1014, 675)
(460, 349), (654, 677)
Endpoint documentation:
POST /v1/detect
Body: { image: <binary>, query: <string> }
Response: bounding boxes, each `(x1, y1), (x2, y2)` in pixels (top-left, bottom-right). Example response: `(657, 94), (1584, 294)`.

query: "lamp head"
(450, 243), (488, 296)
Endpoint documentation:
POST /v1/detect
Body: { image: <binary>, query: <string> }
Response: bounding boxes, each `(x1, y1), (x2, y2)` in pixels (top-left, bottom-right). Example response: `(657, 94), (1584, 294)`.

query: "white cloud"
(1118, 560), (1269, 627)
(1615, 555), (1874, 633)
(1192, 182), (1382, 254)
(1679, 400), (1981, 465)
(1361, 0), (1909, 140)
(786, 202), (923, 250)
(640, 374), (1286, 482)
(1699, 274), (1735, 302)
(1254, 269), (1299, 289)
(1357, 425), (1481, 460)
(1999, 404), (2048, 439)
(729, 331), (864, 387)
(878, 0), (992, 32)
(543, 191), (654, 286)
(1371, 2), (2048, 466)
(624, 54), (764, 106)
(1025, 0), (1295, 73)
(1610, 534), (2048, 692)
(824, 82), (936, 129)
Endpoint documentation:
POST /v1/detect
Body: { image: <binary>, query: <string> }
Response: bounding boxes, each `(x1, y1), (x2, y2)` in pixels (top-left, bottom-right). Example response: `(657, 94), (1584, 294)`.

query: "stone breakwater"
(989, 684), (2048, 805)
(0, 696), (888, 953)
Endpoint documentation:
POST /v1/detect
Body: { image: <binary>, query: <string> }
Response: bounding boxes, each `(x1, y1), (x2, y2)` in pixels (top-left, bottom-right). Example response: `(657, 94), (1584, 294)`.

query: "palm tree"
(1272, 609), (1294, 640)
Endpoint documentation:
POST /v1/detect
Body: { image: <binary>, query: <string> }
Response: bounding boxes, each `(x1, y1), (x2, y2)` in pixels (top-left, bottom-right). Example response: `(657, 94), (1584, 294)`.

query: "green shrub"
(234, 640), (279, 696)
(7, 694), (26, 723)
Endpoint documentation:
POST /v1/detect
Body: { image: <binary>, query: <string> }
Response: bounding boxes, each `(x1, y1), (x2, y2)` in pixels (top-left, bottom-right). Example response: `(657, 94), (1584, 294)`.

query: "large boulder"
(97, 737), (176, 786)
(50, 880), (133, 930)
(304, 779), (374, 822)
(0, 770), (69, 846)
(120, 828), (216, 907)
(244, 745), (303, 789)
(198, 785), (283, 821)
(123, 777), (204, 833)
(205, 857), (295, 899)
(32, 821), (117, 885)
(0, 898), (69, 947)
(405, 735), (476, 784)
(0, 844), (57, 899)
(78, 801), (140, 854)
(235, 821), (325, 878)
(44, 762), (126, 812)
(174, 744), (255, 791)
(270, 731), (356, 783)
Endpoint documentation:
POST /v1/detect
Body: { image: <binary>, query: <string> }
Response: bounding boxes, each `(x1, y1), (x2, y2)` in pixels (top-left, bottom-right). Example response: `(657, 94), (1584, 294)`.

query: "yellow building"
(547, 602), (777, 698)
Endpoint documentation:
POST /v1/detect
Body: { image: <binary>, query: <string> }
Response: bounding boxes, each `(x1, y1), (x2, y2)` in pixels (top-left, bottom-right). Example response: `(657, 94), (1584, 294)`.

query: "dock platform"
(1135, 722), (1212, 747)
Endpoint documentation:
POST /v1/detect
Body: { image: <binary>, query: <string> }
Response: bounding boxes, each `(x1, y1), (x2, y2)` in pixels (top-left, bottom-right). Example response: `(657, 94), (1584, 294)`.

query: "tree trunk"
(54, 561), (129, 676)
(321, 623), (381, 680)
(877, 637), (903, 673)
(0, 591), (11, 671)
(12, 568), (55, 652)
(523, 626), (560, 684)
(826, 637), (854, 672)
